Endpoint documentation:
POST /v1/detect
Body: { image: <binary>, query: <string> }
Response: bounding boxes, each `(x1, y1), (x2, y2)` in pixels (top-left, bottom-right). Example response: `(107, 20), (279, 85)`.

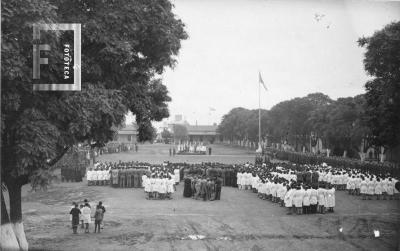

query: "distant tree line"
(218, 93), (368, 158)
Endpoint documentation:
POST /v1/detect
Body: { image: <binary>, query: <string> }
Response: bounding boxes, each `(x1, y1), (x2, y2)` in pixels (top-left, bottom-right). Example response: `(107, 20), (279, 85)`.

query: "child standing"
(94, 205), (104, 233)
(360, 177), (368, 200)
(81, 203), (91, 233)
(326, 185), (335, 213)
(309, 186), (318, 214)
(302, 186), (311, 214)
(375, 178), (383, 200)
(367, 177), (375, 200)
(69, 203), (81, 234)
(284, 186), (294, 215)
(317, 186), (326, 214)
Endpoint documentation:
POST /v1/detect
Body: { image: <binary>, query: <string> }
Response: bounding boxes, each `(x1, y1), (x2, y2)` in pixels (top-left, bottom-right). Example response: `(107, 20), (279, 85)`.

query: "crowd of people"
(81, 156), (399, 215)
(61, 165), (85, 182)
(69, 199), (106, 234)
(66, 155), (400, 238)
(86, 161), (183, 199)
(345, 171), (398, 200)
(183, 175), (223, 201)
(182, 163), (238, 187)
(142, 163), (181, 199)
(236, 160), (400, 215)
(86, 162), (151, 188)
(143, 175), (176, 200)
(177, 141), (208, 154)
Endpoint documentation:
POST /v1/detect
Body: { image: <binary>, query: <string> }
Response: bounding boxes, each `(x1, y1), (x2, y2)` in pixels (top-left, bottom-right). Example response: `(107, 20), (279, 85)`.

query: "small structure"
(115, 124), (138, 143)
(186, 125), (219, 143)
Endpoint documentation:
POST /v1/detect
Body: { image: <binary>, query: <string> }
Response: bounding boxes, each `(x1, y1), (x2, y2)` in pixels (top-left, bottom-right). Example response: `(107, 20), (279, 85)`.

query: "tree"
(245, 109), (269, 143)
(161, 129), (172, 143)
(137, 121), (156, 143)
(218, 107), (250, 142)
(268, 93), (332, 150)
(358, 21), (400, 153)
(172, 124), (188, 143)
(1, 0), (187, 249)
(326, 96), (369, 158)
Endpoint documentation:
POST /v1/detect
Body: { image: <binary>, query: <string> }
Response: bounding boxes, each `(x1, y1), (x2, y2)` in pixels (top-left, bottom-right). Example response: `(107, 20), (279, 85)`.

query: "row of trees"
(218, 93), (368, 158)
(1, 0), (187, 249)
(218, 21), (400, 161)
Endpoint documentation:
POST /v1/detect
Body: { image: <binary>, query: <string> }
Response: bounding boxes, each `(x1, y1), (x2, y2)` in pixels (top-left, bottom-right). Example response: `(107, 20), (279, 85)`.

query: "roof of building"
(118, 124), (138, 135)
(186, 125), (218, 136)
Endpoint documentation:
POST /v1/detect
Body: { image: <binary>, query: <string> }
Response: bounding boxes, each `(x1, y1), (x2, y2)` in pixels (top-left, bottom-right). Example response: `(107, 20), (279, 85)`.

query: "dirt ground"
(21, 144), (400, 251)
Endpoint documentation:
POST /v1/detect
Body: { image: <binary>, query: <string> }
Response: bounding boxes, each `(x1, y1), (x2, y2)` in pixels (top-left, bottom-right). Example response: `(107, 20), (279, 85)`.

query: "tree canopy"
(218, 93), (371, 158)
(358, 21), (400, 150)
(172, 124), (188, 142)
(1, 0), (187, 245)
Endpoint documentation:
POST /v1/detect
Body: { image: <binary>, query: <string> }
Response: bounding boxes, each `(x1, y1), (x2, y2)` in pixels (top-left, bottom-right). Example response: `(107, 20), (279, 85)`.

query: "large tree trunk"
(6, 179), (29, 251)
(1, 187), (21, 251)
(326, 149), (331, 157)
(359, 152), (367, 162)
(379, 146), (386, 163)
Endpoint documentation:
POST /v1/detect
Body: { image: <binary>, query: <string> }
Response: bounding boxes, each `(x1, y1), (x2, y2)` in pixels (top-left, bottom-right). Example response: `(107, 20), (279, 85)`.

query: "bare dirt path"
(22, 144), (400, 250)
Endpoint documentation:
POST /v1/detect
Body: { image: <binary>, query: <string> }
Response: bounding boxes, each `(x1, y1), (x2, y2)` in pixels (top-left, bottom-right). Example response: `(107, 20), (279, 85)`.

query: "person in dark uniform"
(304, 170), (312, 185)
(200, 177), (208, 201)
(111, 168), (119, 187)
(69, 202), (81, 234)
(119, 168), (126, 188)
(126, 168), (132, 188)
(208, 147), (212, 155)
(225, 168), (231, 187)
(208, 178), (216, 200)
(215, 176), (223, 200)
(183, 177), (192, 197)
(221, 168), (226, 186)
(133, 170), (140, 188)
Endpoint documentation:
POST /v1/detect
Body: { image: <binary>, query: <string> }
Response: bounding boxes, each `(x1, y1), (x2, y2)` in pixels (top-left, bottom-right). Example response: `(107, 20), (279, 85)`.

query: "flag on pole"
(259, 71), (268, 91)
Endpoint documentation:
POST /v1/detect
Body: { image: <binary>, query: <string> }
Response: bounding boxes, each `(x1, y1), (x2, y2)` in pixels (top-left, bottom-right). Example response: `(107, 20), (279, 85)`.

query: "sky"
(127, 0), (400, 128)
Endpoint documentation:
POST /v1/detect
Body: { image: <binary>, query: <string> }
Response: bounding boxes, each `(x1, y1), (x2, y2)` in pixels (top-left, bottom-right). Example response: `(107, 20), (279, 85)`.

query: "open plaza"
(20, 144), (400, 251)
(2, 1), (400, 250)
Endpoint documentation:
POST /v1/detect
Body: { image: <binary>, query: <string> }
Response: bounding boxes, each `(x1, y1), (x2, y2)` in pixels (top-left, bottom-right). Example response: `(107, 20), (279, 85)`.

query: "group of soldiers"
(61, 164), (86, 182)
(183, 175), (223, 201)
(268, 148), (400, 178)
(86, 161), (150, 188)
(183, 163), (238, 187)
(86, 161), (183, 190)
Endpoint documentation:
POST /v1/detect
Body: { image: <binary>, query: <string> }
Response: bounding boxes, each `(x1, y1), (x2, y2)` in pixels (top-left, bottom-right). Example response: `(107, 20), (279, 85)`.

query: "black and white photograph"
(1, 0), (400, 250)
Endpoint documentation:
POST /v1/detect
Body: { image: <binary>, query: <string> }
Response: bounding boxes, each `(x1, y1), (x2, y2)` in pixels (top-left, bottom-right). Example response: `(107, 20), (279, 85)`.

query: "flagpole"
(258, 75), (261, 150)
